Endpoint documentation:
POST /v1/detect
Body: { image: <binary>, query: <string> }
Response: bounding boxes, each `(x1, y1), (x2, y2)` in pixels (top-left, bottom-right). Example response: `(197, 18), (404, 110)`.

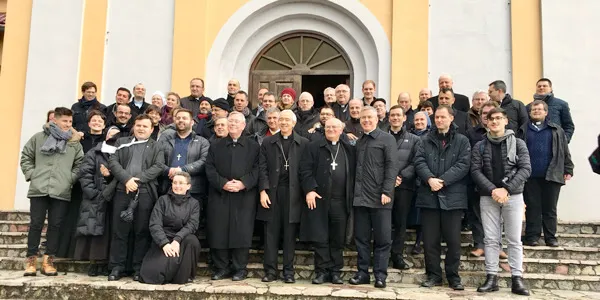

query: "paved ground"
(1, 270), (600, 299)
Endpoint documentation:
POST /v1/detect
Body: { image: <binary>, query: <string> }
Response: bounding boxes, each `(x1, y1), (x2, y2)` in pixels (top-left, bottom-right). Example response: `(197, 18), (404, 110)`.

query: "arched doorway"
(249, 32), (353, 108)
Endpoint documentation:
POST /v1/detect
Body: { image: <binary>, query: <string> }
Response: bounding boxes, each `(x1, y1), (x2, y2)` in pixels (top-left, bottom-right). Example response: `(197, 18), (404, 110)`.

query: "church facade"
(0, 0), (598, 221)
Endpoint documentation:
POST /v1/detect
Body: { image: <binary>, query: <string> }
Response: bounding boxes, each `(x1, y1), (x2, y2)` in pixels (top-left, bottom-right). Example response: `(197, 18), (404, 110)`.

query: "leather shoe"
(211, 270), (231, 280)
(232, 270), (248, 281)
(477, 274), (499, 293)
(312, 273), (331, 284)
(392, 256), (410, 270)
(522, 240), (539, 247)
(470, 248), (485, 257)
(449, 280), (464, 291)
(283, 275), (295, 283)
(374, 278), (386, 288)
(349, 273), (370, 285)
(132, 272), (141, 282)
(107, 269), (122, 281)
(331, 273), (343, 284)
(87, 264), (98, 277)
(546, 239), (559, 247)
(420, 277), (442, 287)
(511, 276), (530, 296)
(262, 273), (277, 282)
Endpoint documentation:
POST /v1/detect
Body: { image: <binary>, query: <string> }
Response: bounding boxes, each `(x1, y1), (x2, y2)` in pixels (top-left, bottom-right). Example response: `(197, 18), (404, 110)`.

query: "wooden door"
(250, 73), (302, 109)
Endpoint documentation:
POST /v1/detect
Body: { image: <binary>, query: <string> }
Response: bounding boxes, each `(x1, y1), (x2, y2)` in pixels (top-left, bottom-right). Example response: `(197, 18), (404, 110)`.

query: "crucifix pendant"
(331, 161), (338, 170)
(284, 162), (289, 170)
(177, 154), (182, 161)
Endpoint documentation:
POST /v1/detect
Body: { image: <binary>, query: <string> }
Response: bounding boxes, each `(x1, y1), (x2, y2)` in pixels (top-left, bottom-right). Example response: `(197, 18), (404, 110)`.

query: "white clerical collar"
(364, 129), (375, 135)
(282, 133), (291, 139)
(232, 138), (238, 143)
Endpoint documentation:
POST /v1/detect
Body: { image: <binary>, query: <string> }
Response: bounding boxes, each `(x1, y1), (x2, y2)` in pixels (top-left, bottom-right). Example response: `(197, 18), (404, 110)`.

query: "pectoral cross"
(177, 154), (182, 161)
(331, 161), (338, 170)
(284, 161), (289, 170)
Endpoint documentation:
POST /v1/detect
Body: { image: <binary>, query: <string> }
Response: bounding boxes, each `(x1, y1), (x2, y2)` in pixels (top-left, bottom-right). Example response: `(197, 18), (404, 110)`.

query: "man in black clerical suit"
(257, 110), (308, 283)
(299, 118), (356, 285)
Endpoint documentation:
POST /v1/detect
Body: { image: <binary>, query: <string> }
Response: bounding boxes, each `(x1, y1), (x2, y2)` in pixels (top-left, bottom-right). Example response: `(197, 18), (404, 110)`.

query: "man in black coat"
(438, 88), (470, 135)
(299, 118), (356, 285)
(344, 99), (364, 143)
(294, 92), (320, 139)
(257, 110), (308, 283)
(517, 100), (574, 247)
(397, 92), (416, 130)
(349, 106), (398, 289)
(72, 81), (106, 134)
(529, 78), (575, 143)
(332, 84), (351, 122)
(428, 74), (470, 112)
(414, 105), (471, 290)
(248, 92), (277, 141)
(129, 83), (150, 118)
(205, 111), (260, 281)
(386, 105), (421, 270)
(198, 98), (229, 140)
(107, 114), (165, 281)
(104, 87), (132, 126)
(180, 78), (213, 117)
(488, 80), (528, 132)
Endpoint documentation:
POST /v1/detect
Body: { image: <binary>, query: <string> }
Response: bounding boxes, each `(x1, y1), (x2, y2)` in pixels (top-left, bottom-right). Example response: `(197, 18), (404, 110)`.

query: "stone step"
(0, 258), (598, 292)
(0, 220), (46, 233)
(2, 270), (599, 300)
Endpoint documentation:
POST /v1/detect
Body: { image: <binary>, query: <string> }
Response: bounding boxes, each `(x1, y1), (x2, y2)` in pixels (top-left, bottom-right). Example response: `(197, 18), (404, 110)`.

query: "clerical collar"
(328, 140), (339, 145)
(533, 121), (543, 126)
(281, 132), (292, 139)
(390, 128), (403, 135)
(364, 129), (375, 135)
(232, 138), (238, 143)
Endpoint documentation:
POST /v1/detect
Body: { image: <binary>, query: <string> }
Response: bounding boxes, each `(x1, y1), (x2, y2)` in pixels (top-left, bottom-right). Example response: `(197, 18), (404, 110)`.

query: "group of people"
(20, 75), (575, 296)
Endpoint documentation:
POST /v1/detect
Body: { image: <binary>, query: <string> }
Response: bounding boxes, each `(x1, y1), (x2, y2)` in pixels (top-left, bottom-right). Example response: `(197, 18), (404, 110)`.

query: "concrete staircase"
(1, 209), (600, 299)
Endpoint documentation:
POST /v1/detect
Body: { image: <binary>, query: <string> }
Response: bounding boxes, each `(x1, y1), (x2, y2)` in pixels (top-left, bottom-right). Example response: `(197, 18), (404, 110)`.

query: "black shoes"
(511, 276), (530, 296)
(392, 255), (410, 270)
(312, 273), (331, 284)
(283, 275), (295, 283)
(87, 264), (98, 277)
(132, 272), (141, 282)
(420, 277), (442, 288)
(523, 240), (539, 247)
(107, 269), (122, 281)
(232, 270), (248, 281)
(477, 274), (499, 293)
(449, 280), (465, 291)
(411, 244), (423, 255)
(546, 239), (559, 247)
(262, 273), (277, 282)
(331, 273), (343, 284)
(211, 269), (231, 280)
(348, 273), (370, 285)
(374, 278), (386, 288)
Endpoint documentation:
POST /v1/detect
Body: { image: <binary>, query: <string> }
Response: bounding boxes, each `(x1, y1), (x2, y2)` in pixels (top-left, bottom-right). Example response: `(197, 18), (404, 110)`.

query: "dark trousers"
(354, 206), (392, 280)
(109, 190), (153, 273)
(391, 189), (414, 257)
(314, 197), (347, 276)
(467, 186), (485, 249)
(263, 185), (298, 276)
(524, 178), (562, 242)
(421, 208), (462, 282)
(212, 248), (249, 273)
(27, 196), (68, 257)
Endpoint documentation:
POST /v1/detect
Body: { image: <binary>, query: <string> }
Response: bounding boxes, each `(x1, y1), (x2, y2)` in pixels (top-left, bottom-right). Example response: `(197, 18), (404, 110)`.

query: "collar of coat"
(225, 135), (248, 146)
(270, 131), (302, 145)
(362, 127), (383, 139)
(318, 137), (349, 148)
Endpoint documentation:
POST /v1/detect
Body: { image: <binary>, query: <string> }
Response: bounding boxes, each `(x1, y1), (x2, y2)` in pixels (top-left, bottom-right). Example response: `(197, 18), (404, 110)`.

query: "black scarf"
(168, 189), (191, 206)
(79, 97), (99, 110)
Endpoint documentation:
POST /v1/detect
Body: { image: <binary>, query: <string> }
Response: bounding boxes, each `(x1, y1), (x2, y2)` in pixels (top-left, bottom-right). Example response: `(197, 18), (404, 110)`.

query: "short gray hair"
(228, 111), (246, 124)
(472, 90), (489, 100)
(265, 107), (281, 116)
(280, 109), (297, 122)
(361, 106), (377, 115)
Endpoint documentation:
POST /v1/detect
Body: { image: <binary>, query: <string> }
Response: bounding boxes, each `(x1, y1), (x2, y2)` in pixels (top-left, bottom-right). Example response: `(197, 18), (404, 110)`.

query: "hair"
(190, 78), (205, 87)
(134, 114), (153, 124)
(420, 100), (434, 109)
(439, 87), (454, 97)
(436, 105), (454, 116)
(117, 87), (132, 99)
(320, 106), (334, 114)
(389, 104), (405, 116)
(46, 110), (55, 123)
(167, 92), (181, 101)
(486, 107), (508, 120)
(479, 100), (499, 115)
(175, 108), (193, 119)
(81, 81), (97, 93)
(172, 171), (192, 184)
(361, 106), (377, 115)
(116, 103), (131, 111)
(228, 111), (246, 123)
(236, 90), (248, 100)
(54, 107), (73, 118)
(87, 110), (106, 123)
(132, 82), (144, 91)
(263, 91), (276, 99)
(298, 92), (314, 102)
(489, 80), (507, 93)
(362, 79), (376, 89)
(265, 107), (281, 116)
(472, 90), (489, 100)
(530, 100), (549, 111)
(348, 98), (364, 106)
(537, 78), (553, 87)
(145, 105), (161, 115)
(281, 109), (297, 122)
(170, 107), (182, 118)
(323, 87), (335, 94)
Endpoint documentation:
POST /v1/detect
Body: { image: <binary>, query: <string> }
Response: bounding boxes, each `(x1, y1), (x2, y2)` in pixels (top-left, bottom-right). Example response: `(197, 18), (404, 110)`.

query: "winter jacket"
(353, 128), (399, 208)
(414, 126), (471, 210)
(248, 111), (269, 142)
(160, 131), (210, 194)
(295, 108), (320, 139)
(499, 94), (528, 132)
(76, 143), (112, 236)
(180, 95), (213, 118)
(527, 94), (575, 142)
(516, 122), (574, 184)
(392, 128), (422, 191)
(20, 127), (84, 201)
(71, 98), (106, 133)
(471, 136), (531, 196)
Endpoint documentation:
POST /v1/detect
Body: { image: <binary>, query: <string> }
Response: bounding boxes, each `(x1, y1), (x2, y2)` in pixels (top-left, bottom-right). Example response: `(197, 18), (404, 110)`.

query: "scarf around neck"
(41, 122), (73, 155)
(80, 97), (99, 110)
(533, 92), (553, 101)
(486, 129), (517, 166)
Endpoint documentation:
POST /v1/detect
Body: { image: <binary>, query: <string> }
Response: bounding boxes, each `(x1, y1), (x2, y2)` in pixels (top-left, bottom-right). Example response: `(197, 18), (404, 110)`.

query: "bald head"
(227, 79), (240, 95)
(419, 88), (432, 102)
(438, 74), (453, 89)
(397, 92), (412, 112)
(335, 84), (350, 105)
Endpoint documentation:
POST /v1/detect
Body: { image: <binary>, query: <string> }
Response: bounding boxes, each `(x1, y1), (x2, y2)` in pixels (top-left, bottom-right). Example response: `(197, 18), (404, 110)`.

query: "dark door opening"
(301, 75), (350, 109)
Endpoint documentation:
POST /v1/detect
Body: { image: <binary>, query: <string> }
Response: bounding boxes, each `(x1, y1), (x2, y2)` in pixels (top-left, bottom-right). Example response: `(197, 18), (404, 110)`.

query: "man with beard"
(299, 118), (355, 285)
(129, 83), (150, 117)
(193, 98), (213, 134)
(528, 78), (574, 142)
(468, 91), (489, 127)
(350, 106), (398, 289)
(427, 74), (470, 112)
(295, 92), (320, 139)
(371, 98), (389, 130)
(438, 88), (469, 135)
(323, 87), (336, 108)
(332, 84), (350, 122)
(160, 108), (210, 211)
(308, 107), (335, 142)
(226, 79), (240, 108)
(205, 112), (260, 281)
(517, 100), (573, 247)
(397, 92), (416, 130)
(387, 105), (421, 270)
(414, 105), (471, 290)
(361, 80), (377, 106)
(258, 110), (308, 283)
(198, 98), (229, 140)
(253, 88), (269, 116)
(488, 80), (528, 132)
(107, 114), (165, 281)
(344, 99), (364, 143)
(107, 104), (133, 139)
(180, 78), (212, 117)
(105, 87), (132, 125)
(249, 92), (277, 139)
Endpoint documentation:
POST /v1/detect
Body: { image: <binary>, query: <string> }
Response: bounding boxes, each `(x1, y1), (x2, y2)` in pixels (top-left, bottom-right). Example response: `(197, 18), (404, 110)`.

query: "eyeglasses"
(320, 113), (333, 116)
(488, 116), (505, 122)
